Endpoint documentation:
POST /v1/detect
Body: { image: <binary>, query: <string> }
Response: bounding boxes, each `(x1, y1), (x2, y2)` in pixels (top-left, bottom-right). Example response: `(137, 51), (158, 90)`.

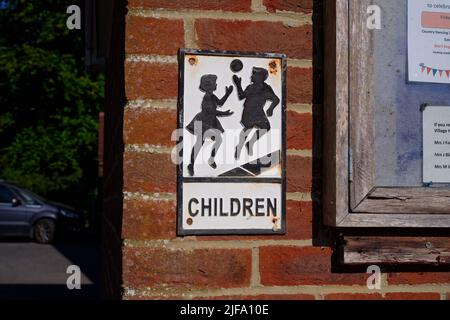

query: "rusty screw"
(188, 58), (196, 66)
(272, 217), (279, 232)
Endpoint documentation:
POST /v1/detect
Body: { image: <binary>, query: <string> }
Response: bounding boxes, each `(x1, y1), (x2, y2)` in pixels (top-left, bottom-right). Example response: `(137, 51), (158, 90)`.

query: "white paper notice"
(423, 106), (450, 183)
(408, 0), (450, 84)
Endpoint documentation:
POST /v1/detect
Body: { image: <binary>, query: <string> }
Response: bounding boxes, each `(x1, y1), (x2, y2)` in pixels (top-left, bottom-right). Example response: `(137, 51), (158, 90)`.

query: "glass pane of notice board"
(372, 0), (450, 187)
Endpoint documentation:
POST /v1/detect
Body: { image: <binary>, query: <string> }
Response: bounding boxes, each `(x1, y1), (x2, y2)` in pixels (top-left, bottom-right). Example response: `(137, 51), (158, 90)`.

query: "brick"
(201, 294), (315, 300)
(123, 247), (252, 288)
(123, 151), (176, 193)
(125, 62), (178, 100)
(125, 16), (184, 55)
(385, 293), (441, 300)
(128, 294), (314, 300)
(122, 199), (176, 239)
(259, 246), (367, 286)
(325, 293), (383, 300)
(125, 295), (191, 300)
(287, 67), (313, 104)
(388, 272), (450, 285)
(124, 107), (177, 146)
(286, 111), (312, 150)
(287, 155), (312, 193)
(124, 295), (161, 300)
(286, 200), (313, 239)
(325, 293), (441, 301)
(199, 200), (313, 241)
(264, 0), (313, 14)
(128, 0), (252, 12)
(195, 20), (313, 60)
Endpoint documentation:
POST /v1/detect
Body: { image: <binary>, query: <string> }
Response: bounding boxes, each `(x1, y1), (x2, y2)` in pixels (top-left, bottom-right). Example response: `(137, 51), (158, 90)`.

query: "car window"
(15, 189), (37, 205)
(7, 186), (43, 205)
(17, 188), (45, 205)
(0, 185), (15, 204)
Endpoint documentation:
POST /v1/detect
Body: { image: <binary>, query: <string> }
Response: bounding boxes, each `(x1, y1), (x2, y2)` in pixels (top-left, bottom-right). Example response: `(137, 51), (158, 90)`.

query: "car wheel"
(33, 219), (56, 244)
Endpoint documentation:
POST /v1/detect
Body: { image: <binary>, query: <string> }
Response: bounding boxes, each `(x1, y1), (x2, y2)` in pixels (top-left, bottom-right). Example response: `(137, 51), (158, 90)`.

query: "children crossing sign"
(177, 49), (286, 235)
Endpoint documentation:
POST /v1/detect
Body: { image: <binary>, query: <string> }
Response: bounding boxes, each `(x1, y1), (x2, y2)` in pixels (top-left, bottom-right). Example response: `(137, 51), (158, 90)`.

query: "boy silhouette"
(233, 67), (280, 159)
(186, 74), (234, 176)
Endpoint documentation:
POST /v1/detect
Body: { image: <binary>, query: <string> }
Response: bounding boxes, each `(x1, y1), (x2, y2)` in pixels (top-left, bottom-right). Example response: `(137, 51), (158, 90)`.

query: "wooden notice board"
(324, 0), (450, 229)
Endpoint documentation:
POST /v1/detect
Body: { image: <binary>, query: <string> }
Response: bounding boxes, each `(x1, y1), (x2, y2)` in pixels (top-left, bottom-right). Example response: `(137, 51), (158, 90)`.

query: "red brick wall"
(102, 0), (450, 300)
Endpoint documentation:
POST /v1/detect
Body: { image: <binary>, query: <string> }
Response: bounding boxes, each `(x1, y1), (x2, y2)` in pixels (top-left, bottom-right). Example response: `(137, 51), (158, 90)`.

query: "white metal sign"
(177, 49), (286, 235)
(423, 105), (450, 184)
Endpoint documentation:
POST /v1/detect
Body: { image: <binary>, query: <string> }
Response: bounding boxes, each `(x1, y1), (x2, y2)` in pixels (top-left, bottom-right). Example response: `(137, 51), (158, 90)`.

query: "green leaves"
(0, 125), (81, 193)
(0, 0), (104, 213)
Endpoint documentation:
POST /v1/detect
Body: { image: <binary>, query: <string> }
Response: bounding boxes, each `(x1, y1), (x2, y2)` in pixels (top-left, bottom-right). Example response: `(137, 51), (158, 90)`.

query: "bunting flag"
(420, 63), (450, 78)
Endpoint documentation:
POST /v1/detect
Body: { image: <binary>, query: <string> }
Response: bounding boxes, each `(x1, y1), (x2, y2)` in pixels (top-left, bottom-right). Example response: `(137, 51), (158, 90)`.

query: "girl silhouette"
(186, 74), (234, 176)
(233, 67), (280, 159)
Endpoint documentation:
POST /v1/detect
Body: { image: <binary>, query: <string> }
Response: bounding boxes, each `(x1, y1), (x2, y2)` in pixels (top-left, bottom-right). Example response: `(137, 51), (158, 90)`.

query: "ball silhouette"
(230, 59), (243, 73)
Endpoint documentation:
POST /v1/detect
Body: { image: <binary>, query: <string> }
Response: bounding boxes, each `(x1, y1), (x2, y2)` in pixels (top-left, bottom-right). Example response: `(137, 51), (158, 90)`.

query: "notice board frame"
(323, 0), (450, 229)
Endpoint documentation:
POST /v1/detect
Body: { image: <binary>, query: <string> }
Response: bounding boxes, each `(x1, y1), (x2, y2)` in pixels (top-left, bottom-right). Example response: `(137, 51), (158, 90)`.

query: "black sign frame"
(177, 49), (287, 236)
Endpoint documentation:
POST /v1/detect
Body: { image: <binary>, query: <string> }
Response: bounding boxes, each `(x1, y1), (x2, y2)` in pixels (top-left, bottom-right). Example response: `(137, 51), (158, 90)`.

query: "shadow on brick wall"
(311, 0), (335, 248)
(101, 0), (127, 299)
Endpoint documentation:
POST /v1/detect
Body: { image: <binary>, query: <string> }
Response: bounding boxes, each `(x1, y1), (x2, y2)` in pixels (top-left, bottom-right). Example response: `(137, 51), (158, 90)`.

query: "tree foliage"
(0, 0), (104, 213)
